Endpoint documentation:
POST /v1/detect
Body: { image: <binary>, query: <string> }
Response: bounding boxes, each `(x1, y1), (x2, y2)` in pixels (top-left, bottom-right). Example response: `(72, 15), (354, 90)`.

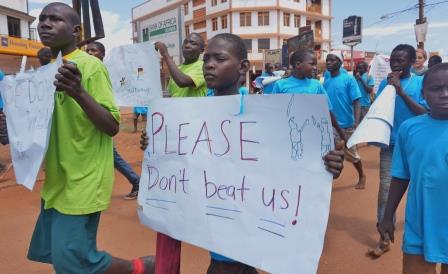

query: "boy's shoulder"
(70, 50), (108, 78)
(399, 114), (430, 135)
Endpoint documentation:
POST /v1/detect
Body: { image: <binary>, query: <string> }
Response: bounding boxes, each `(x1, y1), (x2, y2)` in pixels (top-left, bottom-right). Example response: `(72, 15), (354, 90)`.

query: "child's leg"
(403, 254), (436, 274)
(133, 114), (140, 133)
(155, 233), (181, 274)
(207, 259), (258, 274)
(441, 264), (448, 274)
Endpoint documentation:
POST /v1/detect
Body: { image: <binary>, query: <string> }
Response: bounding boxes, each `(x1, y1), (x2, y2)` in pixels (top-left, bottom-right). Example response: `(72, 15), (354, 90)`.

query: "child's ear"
(73, 24), (81, 39)
(239, 59), (250, 75)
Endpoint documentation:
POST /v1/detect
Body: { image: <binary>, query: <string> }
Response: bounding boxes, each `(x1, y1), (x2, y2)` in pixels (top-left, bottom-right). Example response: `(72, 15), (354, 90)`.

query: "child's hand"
(323, 141), (345, 179)
(140, 130), (149, 151)
(378, 219), (395, 243)
(154, 42), (169, 58)
(54, 60), (83, 99)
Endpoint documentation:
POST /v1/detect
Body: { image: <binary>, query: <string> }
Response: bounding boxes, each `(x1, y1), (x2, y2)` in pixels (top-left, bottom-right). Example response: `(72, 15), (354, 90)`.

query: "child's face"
(295, 54), (316, 78)
(326, 55), (341, 72)
(86, 44), (104, 61)
(415, 51), (426, 68)
(424, 69), (448, 118)
(390, 50), (413, 74)
(356, 63), (367, 74)
(203, 38), (244, 92)
(37, 5), (79, 50)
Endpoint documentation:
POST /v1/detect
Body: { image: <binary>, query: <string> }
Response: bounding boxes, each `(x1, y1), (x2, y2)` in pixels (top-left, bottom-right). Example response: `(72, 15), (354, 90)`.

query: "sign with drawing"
(104, 42), (163, 107)
(138, 94), (334, 274)
(0, 54), (62, 190)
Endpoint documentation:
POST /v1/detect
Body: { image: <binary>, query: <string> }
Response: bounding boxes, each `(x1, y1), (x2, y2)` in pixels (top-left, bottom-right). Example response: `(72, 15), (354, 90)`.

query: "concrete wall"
(0, 0), (27, 13)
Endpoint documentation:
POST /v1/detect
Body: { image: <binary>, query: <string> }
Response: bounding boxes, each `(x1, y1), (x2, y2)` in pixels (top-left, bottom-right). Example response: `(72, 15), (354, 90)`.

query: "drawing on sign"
(317, 118), (332, 157)
(104, 42), (162, 106)
(288, 117), (309, 160)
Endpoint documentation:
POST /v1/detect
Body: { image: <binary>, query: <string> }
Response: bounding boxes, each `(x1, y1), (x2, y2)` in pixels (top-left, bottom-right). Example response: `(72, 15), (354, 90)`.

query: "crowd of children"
(0, 2), (446, 274)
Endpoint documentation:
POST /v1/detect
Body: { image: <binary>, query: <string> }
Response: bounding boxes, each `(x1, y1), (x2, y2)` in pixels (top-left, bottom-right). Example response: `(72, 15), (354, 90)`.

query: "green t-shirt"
(41, 49), (121, 215)
(167, 59), (207, 97)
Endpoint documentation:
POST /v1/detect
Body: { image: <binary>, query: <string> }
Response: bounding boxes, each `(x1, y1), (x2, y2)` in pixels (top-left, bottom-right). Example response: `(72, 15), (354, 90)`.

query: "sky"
(28, 0), (448, 58)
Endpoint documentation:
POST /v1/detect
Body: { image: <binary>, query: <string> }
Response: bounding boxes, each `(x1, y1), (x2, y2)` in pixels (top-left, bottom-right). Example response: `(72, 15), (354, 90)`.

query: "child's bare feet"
(355, 175), (366, 189)
(367, 238), (390, 258)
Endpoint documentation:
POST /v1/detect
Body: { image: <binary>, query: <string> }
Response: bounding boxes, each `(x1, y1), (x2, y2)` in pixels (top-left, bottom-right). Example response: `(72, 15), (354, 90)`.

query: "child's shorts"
(333, 127), (361, 163)
(27, 200), (112, 274)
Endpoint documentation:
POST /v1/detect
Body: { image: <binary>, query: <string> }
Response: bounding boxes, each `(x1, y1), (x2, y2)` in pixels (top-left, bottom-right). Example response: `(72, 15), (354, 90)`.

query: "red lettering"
(178, 123), (190, 155)
(240, 121), (259, 161)
(192, 121), (212, 155)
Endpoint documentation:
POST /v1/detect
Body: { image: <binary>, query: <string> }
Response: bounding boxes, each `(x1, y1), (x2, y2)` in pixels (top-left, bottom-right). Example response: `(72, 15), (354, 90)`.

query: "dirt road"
(0, 113), (404, 274)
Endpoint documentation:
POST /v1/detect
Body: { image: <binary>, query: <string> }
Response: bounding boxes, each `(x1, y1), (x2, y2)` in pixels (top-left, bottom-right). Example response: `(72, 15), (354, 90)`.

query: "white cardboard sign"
(104, 42), (162, 107)
(369, 55), (391, 94)
(347, 85), (396, 148)
(138, 94), (334, 274)
(0, 54), (62, 190)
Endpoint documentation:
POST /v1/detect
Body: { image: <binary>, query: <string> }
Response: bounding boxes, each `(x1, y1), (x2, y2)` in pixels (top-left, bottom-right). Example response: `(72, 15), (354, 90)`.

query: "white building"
(133, 0), (332, 71)
(0, 0), (42, 73)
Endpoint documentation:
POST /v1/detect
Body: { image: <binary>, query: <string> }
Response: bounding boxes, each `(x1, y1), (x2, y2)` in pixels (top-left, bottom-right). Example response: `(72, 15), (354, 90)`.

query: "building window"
(221, 16), (228, 29)
(294, 15), (301, 28)
(315, 20), (322, 38)
(243, 39), (252, 51)
(7, 16), (21, 37)
(185, 25), (190, 35)
(240, 12), (251, 27)
(258, 38), (270, 52)
(184, 3), (189, 15)
(211, 0), (217, 6)
(293, 0), (300, 2)
(212, 17), (218, 31)
(283, 13), (290, 27)
(142, 28), (149, 42)
(257, 12), (269, 26)
(221, 0), (227, 3)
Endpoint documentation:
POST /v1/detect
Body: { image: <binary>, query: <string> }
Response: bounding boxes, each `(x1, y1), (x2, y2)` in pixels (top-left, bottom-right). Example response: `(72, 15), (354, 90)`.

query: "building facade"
(133, 0), (332, 71)
(0, 0), (42, 74)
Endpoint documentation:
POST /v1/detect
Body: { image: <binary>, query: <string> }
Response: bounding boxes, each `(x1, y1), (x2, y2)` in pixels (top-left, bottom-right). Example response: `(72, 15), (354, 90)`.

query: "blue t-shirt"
(324, 72), (361, 128)
(261, 72), (275, 94)
(377, 75), (427, 145)
(272, 76), (333, 110)
(391, 114), (448, 262)
(323, 67), (347, 81)
(133, 107), (148, 114)
(357, 73), (374, 107)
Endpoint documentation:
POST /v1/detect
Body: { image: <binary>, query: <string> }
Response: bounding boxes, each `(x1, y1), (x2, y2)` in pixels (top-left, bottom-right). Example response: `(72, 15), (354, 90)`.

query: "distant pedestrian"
(354, 61), (374, 120)
(37, 47), (52, 66)
(0, 68), (12, 180)
(410, 48), (427, 76)
(428, 54), (442, 69)
(86, 41), (141, 200)
(133, 106), (148, 133)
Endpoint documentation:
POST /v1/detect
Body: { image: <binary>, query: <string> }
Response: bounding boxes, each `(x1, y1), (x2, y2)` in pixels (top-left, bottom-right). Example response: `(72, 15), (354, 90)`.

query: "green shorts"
(27, 200), (112, 274)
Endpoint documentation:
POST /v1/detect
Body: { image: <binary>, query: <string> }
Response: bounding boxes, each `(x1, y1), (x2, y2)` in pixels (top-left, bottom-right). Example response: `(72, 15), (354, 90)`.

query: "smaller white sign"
(369, 55), (391, 94)
(104, 42), (163, 107)
(0, 54), (62, 190)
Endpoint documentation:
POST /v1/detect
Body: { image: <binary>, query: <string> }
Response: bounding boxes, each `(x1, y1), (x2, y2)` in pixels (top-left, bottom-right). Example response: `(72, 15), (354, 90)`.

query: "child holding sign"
(141, 33), (345, 273)
(378, 63), (448, 273)
(27, 3), (153, 274)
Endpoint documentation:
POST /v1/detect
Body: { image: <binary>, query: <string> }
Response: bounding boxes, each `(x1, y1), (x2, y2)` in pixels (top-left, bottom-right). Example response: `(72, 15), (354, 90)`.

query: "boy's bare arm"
(155, 42), (196, 88)
(378, 177), (409, 242)
(54, 61), (119, 136)
(353, 99), (361, 127)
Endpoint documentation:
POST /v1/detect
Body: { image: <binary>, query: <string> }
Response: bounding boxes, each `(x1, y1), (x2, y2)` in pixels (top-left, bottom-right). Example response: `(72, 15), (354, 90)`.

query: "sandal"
(132, 256), (155, 274)
(124, 188), (139, 200)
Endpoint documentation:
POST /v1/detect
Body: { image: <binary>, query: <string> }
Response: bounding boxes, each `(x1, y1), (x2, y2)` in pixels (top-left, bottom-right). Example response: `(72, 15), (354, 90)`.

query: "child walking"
(378, 63), (448, 274)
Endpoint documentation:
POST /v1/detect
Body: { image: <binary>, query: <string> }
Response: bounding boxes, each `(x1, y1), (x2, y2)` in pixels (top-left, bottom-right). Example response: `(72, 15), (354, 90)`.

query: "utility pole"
(417, 0), (426, 49)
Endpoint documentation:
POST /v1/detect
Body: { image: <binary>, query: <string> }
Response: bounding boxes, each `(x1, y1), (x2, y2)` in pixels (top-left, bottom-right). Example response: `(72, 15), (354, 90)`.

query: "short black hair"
(189, 32), (205, 49)
(265, 62), (273, 70)
(45, 2), (81, 26)
(391, 44), (416, 62)
(290, 49), (315, 66)
(210, 33), (247, 60)
(429, 55), (442, 64)
(88, 41), (105, 55)
(37, 47), (51, 56)
(423, 62), (448, 89)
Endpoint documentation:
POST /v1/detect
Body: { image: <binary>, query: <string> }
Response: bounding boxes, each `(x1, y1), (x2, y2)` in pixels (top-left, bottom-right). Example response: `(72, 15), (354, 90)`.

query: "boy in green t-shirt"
(27, 3), (153, 274)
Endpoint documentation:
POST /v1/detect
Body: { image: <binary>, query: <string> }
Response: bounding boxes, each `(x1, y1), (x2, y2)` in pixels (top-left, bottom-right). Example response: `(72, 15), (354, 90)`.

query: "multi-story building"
(0, 0), (42, 74)
(132, 0), (331, 72)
